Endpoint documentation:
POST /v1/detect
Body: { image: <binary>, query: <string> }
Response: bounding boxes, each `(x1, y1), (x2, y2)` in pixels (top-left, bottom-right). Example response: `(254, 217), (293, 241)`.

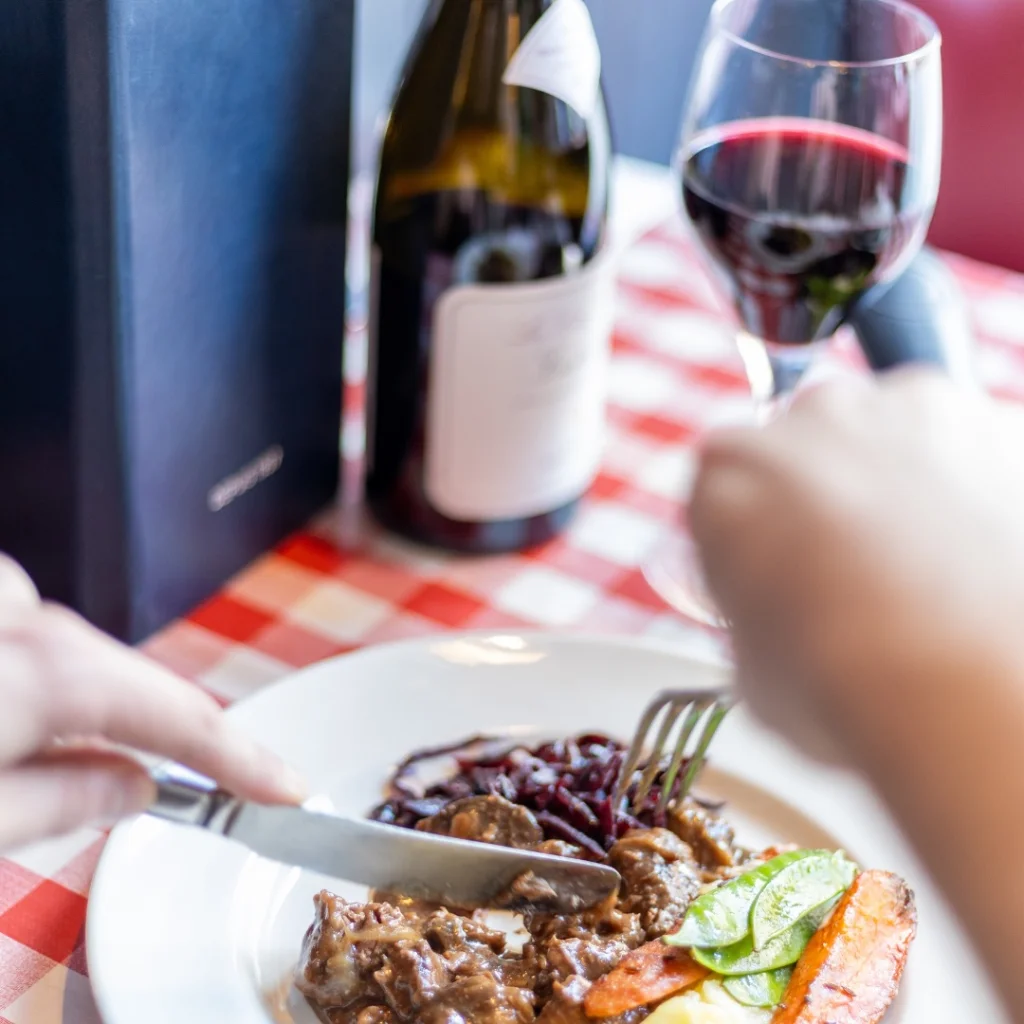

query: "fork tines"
(612, 690), (731, 816)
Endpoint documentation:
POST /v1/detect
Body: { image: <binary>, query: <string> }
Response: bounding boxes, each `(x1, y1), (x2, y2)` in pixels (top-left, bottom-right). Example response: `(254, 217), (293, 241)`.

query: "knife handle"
(148, 770), (243, 835)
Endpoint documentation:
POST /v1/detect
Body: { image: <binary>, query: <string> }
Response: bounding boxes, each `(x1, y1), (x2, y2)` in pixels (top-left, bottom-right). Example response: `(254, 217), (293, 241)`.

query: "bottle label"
(503, 0), (602, 120)
(424, 252), (616, 522)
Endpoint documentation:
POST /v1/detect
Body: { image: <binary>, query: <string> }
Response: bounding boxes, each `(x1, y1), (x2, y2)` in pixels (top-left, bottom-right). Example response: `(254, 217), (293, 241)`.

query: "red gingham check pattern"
(5, 216), (1024, 1022)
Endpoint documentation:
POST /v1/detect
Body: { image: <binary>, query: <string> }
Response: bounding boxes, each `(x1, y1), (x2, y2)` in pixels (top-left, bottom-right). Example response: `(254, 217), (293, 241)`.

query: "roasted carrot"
(583, 941), (708, 1018)
(771, 869), (917, 1024)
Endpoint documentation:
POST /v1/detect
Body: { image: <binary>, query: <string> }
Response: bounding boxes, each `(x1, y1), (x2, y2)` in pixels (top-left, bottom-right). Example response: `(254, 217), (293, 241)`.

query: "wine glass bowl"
(645, 0), (943, 624)
(682, 0), (942, 360)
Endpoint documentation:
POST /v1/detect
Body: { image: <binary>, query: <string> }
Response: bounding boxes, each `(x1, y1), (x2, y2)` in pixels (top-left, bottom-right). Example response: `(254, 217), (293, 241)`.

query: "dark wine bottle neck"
(383, 0), (597, 208)
(432, 0), (556, 119)
(435, 0), (556, 25)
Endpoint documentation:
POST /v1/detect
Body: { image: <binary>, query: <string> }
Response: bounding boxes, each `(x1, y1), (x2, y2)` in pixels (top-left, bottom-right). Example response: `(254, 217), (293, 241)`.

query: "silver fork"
(612, 688), (733, 815)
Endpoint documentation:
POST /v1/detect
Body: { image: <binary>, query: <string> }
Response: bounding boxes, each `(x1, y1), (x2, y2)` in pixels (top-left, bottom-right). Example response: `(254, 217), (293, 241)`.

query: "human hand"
(690, 369), (1024, 1020)
(690, 369), (1024, 763)
(0, 554), (306, 851)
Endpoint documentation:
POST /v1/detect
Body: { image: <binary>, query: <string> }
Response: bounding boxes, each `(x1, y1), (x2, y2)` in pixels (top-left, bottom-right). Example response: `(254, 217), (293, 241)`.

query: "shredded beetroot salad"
(370, 733), (717, 862)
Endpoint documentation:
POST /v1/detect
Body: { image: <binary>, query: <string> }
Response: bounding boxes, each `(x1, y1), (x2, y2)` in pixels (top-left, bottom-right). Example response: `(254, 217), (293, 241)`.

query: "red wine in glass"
(645, 0), (942, 629)
(682, 117), (933, 347)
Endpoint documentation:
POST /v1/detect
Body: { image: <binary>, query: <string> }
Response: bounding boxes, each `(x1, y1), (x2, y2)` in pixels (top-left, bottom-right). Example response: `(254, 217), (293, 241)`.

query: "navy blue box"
(0, 0), (354, 641)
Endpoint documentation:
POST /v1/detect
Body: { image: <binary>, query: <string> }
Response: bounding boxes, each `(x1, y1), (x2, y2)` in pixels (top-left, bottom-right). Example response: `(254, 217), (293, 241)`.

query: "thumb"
(0, 750), (156, 852)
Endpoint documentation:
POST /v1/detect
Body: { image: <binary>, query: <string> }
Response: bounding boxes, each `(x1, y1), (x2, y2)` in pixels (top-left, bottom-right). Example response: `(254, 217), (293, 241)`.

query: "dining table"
(4, 157), (1024, 1023)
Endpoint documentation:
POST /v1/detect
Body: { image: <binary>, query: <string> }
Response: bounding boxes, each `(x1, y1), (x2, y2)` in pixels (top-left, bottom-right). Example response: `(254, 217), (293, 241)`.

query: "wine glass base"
(643, 529), (728, 630)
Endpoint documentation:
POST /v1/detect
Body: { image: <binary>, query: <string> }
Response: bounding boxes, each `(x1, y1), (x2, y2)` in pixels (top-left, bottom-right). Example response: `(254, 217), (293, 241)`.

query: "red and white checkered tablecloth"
(5, 212), (1024, 1023)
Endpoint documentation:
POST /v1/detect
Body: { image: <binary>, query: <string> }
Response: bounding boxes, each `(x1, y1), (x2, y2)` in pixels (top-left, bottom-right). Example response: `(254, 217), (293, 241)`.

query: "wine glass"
(644, 0), (943, 627)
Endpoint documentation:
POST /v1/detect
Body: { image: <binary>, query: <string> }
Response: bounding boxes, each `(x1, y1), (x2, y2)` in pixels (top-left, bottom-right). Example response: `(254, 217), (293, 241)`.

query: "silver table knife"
(149, 773), (620, 914)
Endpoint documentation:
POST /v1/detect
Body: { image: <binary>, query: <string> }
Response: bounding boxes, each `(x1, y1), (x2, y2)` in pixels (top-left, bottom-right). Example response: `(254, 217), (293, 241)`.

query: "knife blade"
(148, 773), (620, 914)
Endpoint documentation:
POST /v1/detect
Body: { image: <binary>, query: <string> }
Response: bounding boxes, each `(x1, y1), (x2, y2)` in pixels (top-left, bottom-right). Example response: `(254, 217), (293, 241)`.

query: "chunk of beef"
(535, 977), (591, 1024)
(299, 892), (541, 1023)
(531, 839), (586, 859)
(367, 892), (452, 922)
(498, 943), (544, 991)
(524, 898), (644, 1001)
(368, 890), (504, 926)
(496, 866), (612, 915)
(608, 829), (701, 939)
(324, 1007), (396, 1024)
(419, 975), (536, 1024)
(535, 976), (649, 1024)
(353, 1009), (394, 1024)
(417, 795), (544, 848)
(496, 871), (563, 913)
(524, 899), (644, 950)
(666, 799), (742, 871)
(373, 943), (450, 1018)
(543, 935), (635, 985)
(296, 893), (422, 1009)
(422, 908), (507, 975)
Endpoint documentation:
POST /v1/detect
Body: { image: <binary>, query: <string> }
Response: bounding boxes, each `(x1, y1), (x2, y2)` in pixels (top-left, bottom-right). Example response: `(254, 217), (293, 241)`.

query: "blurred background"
(353, 0), (713, 177)
(354, 0), (1024, 275)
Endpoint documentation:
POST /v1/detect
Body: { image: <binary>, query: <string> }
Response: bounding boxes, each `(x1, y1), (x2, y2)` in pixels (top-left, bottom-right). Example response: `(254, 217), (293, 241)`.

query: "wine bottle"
(366, 0), (614, 553)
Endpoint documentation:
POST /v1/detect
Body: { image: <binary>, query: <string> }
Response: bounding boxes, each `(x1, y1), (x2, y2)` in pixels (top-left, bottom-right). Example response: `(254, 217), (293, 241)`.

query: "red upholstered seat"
(914, 0), (1024, 271)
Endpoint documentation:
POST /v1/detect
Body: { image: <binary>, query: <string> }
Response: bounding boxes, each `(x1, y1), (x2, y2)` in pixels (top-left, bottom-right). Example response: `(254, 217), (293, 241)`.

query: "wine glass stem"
(735, 331), (816, 423)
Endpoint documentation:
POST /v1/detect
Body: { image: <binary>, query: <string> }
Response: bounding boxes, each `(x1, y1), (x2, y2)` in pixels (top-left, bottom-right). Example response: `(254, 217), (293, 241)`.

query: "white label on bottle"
(425, 252), (616, 522)
(502, 0), (602, 120)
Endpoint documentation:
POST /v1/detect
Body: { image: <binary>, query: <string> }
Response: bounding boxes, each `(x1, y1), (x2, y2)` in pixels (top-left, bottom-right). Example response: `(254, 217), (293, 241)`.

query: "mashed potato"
(646, 981), (773, 1024)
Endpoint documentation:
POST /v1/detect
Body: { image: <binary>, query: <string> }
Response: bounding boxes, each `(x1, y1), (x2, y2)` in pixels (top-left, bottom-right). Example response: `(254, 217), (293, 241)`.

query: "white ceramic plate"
(87, 633), (1006, 1023)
